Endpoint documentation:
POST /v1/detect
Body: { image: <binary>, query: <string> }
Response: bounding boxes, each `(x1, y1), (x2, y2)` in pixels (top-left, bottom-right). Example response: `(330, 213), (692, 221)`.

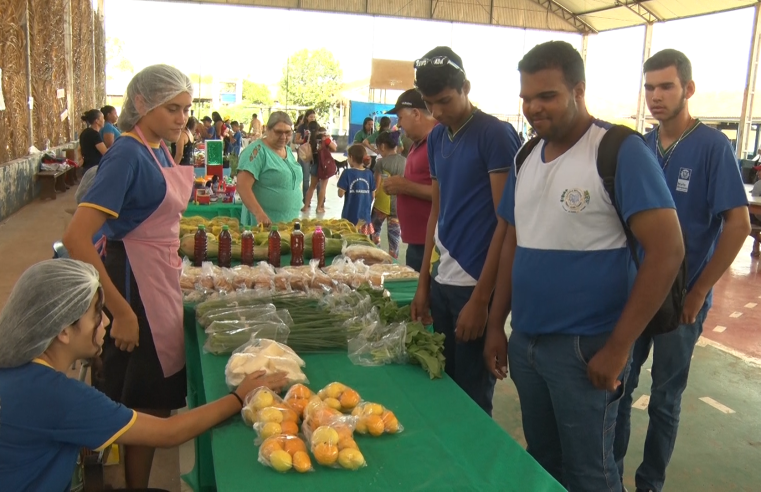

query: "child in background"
(338, 144), (376, 235)
(229, 121), (243, 176)
(371, 131), (406, 258)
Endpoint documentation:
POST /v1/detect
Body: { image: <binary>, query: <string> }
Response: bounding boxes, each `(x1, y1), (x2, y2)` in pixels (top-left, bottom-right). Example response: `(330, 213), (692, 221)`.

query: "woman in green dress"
(237, 112), (303, 227)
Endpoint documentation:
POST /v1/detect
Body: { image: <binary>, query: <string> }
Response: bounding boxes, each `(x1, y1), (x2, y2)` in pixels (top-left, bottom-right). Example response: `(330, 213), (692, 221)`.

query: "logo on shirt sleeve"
(677, 167), (691, 193)
(561, 188), (591, 213)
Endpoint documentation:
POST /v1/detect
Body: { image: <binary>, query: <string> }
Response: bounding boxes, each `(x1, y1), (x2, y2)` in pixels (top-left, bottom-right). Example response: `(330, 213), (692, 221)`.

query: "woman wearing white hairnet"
(63, 64), (198, 488)
(0, 260), (286, 492)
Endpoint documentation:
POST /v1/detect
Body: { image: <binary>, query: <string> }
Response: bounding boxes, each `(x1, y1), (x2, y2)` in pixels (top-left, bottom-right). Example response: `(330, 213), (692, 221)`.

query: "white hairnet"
(118, 64), (193, 132)
(0, 259), (100, 368)
(75, 166), (98, 204)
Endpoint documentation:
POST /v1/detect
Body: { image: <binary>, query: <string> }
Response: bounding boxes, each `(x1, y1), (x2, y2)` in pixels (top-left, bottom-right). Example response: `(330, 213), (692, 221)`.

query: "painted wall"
(0, 143), (77, 222)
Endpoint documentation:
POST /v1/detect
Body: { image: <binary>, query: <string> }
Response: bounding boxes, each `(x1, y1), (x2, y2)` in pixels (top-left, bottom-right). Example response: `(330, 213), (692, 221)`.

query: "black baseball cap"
(419, 46), (465, 73)
(386, 89), (427, 114)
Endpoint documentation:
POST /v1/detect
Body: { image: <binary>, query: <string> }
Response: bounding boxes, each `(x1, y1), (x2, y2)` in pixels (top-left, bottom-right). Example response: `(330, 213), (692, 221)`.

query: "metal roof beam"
(528, 0), (598, 34)
(616, 0), (662, 24)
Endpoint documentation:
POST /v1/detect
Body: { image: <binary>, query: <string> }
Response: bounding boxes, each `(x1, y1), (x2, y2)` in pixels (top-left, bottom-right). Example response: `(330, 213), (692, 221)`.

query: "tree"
(106, 37), (134, 79)
(242, 80), (273, 106)
(278, 48), (342, 120)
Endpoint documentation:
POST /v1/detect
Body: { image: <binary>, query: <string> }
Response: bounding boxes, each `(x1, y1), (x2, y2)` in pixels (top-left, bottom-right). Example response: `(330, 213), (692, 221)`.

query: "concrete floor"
(2, 174), (760, 491)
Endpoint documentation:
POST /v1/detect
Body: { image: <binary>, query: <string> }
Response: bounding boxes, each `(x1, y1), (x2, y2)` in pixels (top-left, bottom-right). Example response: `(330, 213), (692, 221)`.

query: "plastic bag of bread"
(180, 258), (201, 290)
(196, 262), (218, 292)
(213, 267), (236, 293)
(369, 263), (419, 281)
(309, 260), (336, 291)
(225, 337), (307, 388)
(341, 243), (394, 265)
(278, 266), (312, 292)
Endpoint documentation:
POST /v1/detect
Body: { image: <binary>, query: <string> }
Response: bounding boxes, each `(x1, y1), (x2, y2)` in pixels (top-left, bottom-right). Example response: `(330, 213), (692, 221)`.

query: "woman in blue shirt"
(0, 259), (286, 492)
(100, 105), (122, 148)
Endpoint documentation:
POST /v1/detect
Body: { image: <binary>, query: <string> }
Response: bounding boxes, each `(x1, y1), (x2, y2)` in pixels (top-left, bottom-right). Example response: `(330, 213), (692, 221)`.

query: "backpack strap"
(514, 136), (542, 174)
(597, 125), (645, 268)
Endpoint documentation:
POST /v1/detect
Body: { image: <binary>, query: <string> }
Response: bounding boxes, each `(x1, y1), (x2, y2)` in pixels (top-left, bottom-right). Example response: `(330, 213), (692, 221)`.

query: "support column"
(64, 0), (74, 141)
(580, 33), (589, 65)
(635, 23), (654, 134)
(738, 2), (761, 159)
(22, 0), (34, 149)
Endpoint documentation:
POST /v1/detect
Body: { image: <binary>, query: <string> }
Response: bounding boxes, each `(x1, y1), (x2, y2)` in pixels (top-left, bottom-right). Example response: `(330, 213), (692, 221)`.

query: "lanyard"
(656, 119), (696, 170)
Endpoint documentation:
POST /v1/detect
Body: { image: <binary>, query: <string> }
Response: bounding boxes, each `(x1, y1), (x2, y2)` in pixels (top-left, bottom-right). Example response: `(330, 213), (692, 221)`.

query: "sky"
(104, 0), (756, 119)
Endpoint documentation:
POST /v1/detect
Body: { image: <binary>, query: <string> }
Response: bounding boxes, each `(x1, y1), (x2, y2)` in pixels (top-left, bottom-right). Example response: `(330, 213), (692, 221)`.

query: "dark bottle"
(268, 225), (281, 267)
(241, 226), (254, 266)
(193, 224), (207, 267)
(218, 225), (232, 268)
(290, 222), (304, 266)
(312, 225), (325, 268)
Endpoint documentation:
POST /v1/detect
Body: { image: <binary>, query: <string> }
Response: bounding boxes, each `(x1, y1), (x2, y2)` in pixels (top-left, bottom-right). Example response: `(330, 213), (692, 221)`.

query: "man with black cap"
(409, 46), (522, 414)
(384, 89), (438, 272)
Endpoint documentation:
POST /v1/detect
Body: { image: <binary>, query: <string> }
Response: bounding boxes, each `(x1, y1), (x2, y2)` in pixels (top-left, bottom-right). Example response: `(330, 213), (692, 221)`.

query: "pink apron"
(123, 125), (194, 377)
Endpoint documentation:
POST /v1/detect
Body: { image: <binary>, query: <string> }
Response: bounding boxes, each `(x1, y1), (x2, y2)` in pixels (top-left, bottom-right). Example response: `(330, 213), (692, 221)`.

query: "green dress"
(238, 140), (303, 226)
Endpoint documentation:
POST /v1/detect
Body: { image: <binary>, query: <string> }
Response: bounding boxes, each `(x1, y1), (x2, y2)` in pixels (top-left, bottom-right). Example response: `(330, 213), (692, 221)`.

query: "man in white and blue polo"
(614, 49), (750, 492)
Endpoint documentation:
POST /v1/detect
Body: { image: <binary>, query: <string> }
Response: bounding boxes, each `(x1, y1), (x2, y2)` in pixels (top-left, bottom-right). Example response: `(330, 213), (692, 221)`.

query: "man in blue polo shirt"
(410, 46), (522, 414)
(483, 41), (685, 491)
(614, 49), (750, 492)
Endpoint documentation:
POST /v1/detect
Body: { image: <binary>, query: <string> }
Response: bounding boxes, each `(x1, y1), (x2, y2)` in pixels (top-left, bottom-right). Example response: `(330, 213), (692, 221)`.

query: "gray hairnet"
(118, 64), (193, 132)
(0, 259), (100, 368)
(75, 166), (98, 204)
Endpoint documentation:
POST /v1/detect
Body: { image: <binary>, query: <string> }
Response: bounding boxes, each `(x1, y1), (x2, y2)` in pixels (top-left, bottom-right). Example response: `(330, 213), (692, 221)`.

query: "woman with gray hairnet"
(237, 111), (304, 227)
(0, 260), (286, 492)
(62, 64), (199, 488)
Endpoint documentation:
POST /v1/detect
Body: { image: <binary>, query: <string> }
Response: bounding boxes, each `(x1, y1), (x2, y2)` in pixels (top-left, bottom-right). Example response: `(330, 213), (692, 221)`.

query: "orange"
(312, 443), (339, 466)
(281, 408), (299, 423)
(334, 424), (353, 441)
(259, 438), (283, 460)
(289, 384), (312, 399)
(339, 389), (361, 410)
(287, 397), (308, 417)
(284, 437), (307, 455)
(269, 449), (292, 472)
(337, 448), (365, 470)
(280, 421), (299, 435)
(382, 410), (399, 433)
(355, 417), (368, 434)
(292, 451), (312, 473)
(366, 414), (384, 436)
(259, 422), (282, 439)
(337, 437), (359, 450)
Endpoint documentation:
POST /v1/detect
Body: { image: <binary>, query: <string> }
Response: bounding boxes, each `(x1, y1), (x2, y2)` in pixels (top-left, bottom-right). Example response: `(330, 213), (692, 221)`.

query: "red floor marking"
(702, 239), (761, 360)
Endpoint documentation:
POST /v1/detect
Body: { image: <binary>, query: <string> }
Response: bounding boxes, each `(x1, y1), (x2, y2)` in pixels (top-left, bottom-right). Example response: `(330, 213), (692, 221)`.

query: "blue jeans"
(509, 330), (628, 491)
(613, 305), (708, 492)
(430, 279), (496, 415)
(405, 244), (425, 273)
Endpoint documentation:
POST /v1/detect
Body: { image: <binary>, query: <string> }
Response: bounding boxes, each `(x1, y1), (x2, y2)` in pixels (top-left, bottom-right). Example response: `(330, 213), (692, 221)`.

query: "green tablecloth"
(185, 202), (242, 220)
(182, 286), (562, 492)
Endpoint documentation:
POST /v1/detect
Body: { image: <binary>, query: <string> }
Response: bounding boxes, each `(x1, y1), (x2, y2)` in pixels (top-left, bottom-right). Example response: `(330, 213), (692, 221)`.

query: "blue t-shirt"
(429, 110), (521, 285)
(231, 131), (242, 155)
(100, 121), (121, 141)
(80, 134), (176, 240)
(500, 121), (676, 336)
(337, 168), (375, 225)
(644, 122), (748, 303)
(0, 360), (136, 492)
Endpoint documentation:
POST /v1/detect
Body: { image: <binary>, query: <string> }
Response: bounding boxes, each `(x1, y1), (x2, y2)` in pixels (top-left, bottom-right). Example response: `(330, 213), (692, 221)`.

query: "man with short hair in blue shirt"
(483, 41), (685, 491)
(614, 49), (750, 492)
(410, 46), (522, 415)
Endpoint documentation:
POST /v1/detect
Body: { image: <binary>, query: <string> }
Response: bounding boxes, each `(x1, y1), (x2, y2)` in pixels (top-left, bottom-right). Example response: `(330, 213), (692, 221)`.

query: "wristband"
(230, 391), (244, 408)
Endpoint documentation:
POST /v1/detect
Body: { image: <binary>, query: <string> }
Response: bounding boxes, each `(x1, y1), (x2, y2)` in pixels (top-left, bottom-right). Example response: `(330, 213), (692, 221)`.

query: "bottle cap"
(294, 222), (301, 231)
(315, 226), (322, 232)
(271, 225), (278, 231)
(198, 224), (205, 230)
(245, 226), (251, 231)
(222, 225), (229, 231)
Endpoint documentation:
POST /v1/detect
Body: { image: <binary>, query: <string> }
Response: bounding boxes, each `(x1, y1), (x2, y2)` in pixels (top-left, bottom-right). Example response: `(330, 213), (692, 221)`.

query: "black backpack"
(514, 125), (687, 337)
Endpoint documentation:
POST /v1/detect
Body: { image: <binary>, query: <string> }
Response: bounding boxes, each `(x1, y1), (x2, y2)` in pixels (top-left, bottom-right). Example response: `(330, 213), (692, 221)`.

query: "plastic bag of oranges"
(284, 383), (316, 418)
(302, 401), (343, 436)
(352, 402), (403, 436)
(258, 434), (314, 473)
(317, 381), (361, 413)
(305, 418), (366, 470)
(241, 387), (285, 426)
(252, 405), (301, 444)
